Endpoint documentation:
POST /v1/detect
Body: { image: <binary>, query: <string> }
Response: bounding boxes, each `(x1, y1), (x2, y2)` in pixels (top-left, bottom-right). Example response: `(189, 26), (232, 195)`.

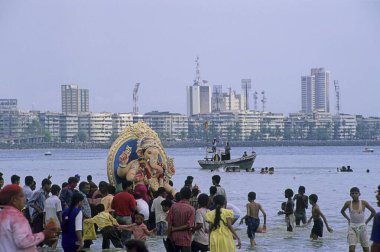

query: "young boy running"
(308, 194), (333, 240)
(340, 187), (376, 252)
(240, 192), (267, 247)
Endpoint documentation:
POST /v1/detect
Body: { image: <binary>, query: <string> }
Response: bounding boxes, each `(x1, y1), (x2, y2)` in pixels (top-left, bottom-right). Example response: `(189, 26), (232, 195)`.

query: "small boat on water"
(198, 152), (256, 170)
(44, 151), (52, 156)
(363, 147), (374, 153)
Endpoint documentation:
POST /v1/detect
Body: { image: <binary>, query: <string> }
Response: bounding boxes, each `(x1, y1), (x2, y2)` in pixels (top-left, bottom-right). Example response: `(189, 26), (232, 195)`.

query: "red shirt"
(167, 199), (195, 247)
(111, 191), (136, 217)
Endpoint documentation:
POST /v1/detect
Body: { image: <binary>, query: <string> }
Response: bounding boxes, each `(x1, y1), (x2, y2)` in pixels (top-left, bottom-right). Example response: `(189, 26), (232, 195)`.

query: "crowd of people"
(0, 171), (380, 252)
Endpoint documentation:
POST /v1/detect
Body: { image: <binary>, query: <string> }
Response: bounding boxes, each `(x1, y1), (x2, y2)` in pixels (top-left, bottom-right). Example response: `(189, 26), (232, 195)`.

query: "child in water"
(278, 188), (295, 232)
(308, 194), (333, 240)
(240, 192), (267, 247)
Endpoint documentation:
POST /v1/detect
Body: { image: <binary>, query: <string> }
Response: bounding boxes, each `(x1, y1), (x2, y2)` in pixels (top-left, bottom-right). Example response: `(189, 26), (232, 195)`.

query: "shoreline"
(0, 140), (379, 150)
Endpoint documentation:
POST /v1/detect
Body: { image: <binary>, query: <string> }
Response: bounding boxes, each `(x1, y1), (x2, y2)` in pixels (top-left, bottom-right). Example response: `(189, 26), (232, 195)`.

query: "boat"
(363, 147), (374, 153)
(44, 151), (52, 156)
(198, 151), (256, 170)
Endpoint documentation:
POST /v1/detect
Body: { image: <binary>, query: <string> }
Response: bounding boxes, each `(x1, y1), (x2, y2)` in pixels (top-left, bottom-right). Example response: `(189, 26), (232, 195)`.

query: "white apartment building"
(333, 114), (357, 139)
(260, 112), (285, 140)
(188, 112), (236, 140)
(142, 111), (188, 139)
(112, 113), (134, 135)
(237, 111), (261, 140)
(38, 112), (61, 140)
(88, 113), (113, 142)
(60, 114), (79, 142)
(0, 111), (36, 138)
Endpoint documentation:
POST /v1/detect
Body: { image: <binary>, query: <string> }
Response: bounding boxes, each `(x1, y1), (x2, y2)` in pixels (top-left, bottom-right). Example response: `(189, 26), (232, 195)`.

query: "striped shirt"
(167, 199), (195, 247)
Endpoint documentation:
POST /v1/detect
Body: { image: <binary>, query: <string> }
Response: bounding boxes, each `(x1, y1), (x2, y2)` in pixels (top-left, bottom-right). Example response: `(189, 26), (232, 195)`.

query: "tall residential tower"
(301, 68), (330, 113)
(61, 84), (89, 114)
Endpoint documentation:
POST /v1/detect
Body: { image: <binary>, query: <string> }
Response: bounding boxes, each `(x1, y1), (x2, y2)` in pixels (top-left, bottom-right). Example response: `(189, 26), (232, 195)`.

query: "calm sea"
(1, 146), (379, 252)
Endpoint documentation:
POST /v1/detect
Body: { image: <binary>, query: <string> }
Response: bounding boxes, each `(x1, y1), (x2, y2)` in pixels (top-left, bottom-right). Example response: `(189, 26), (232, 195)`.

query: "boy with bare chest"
(308, 194), (333, 240)
(240, 192), (267, 247)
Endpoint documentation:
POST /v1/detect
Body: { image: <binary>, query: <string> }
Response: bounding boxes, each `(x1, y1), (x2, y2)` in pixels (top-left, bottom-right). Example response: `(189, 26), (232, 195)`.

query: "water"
(1, 146), (379, 251)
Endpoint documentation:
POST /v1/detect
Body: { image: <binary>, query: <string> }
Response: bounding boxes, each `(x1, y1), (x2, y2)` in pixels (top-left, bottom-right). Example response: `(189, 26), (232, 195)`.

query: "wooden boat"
(198, 152), (256, 170)
(44, 151), (52, 156)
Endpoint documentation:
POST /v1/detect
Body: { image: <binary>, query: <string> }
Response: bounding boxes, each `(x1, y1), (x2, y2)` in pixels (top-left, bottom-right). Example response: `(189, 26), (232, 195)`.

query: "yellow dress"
(205, 208), (236, 252)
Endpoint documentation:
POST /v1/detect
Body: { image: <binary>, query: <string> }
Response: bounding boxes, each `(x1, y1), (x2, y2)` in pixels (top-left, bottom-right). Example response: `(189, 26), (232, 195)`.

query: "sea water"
(0, 146), (379, 251)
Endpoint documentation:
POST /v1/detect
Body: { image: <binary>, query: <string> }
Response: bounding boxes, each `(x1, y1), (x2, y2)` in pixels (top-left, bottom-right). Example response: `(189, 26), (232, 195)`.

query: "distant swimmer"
(308, 194), (333, 240)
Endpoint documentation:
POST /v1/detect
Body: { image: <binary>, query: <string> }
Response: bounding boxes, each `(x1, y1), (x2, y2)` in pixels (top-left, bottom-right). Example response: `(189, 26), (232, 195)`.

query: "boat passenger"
(212, 138), (217, 153)
(242, 151), (248, 157)
(224, 142), (231, 160)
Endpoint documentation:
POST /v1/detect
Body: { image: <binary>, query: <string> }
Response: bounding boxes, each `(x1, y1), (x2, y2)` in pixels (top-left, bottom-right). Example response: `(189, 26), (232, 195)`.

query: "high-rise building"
(187, 57), (211, 116)
(61, 85), (89, 114)
(187, 85), (211, 116)
(301, 68), (330, 113)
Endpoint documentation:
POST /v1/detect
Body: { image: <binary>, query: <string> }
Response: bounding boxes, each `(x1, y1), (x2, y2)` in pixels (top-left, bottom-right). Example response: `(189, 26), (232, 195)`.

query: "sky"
(0, 0), (379, 116)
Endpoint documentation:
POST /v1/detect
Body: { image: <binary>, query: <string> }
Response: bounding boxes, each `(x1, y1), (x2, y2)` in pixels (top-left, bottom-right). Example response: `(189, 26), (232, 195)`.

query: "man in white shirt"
(135, 192), (150, 223)
(44, 184), (62, 226)
(44, 184), (62, 249)
(151, 187), (167, 236)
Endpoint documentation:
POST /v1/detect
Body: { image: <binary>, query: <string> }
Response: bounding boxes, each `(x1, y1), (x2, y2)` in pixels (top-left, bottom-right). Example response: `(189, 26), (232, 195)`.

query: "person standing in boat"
(212, 138), (217, 153)
(224, 142), (231, 160)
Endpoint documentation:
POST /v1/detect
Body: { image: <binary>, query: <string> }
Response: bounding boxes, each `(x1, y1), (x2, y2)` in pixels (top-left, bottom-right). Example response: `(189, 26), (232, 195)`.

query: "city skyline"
(0, 1), (379, 116)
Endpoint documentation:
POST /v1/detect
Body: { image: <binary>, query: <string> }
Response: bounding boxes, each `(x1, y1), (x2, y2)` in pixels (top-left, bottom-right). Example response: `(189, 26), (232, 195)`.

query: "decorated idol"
(107, 122), (176, 200)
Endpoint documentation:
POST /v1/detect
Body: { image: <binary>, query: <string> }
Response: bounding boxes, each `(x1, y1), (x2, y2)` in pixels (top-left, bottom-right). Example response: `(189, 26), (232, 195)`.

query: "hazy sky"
(0, 0), (379, 116)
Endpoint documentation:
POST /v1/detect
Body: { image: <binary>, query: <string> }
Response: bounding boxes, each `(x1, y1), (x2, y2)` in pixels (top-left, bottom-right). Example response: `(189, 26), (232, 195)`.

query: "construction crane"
(261, 91), (266, 112)
(133, 83), (140, 115)
(334, 80), (340, 115)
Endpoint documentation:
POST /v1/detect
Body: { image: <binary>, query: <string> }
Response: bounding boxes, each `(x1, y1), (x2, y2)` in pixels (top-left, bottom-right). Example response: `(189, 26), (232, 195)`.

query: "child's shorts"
(312, 218), (324, 237)
(246, 216), (260, 239)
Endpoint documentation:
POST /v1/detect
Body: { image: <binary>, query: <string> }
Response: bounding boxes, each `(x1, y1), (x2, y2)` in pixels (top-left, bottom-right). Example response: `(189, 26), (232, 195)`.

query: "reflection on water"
(1, 146), (379, 251)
